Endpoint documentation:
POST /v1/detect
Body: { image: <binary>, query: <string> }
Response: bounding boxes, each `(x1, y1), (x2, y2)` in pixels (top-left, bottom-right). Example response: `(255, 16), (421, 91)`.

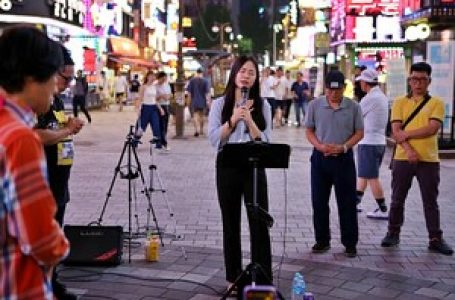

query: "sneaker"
(367, 208), (389, 220)
(194, 132), (199, 137)
(312, 242), (330, 253)
(381, 233), (400, 247)
(356, 203), (363, 213)
(345, 246), (357, 258)
(163, 145), (171, 151)
(429, 238), (454, 256)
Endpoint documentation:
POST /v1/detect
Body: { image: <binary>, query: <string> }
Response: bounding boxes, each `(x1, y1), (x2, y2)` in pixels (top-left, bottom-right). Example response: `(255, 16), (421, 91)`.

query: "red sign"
(346, 0), (402, 16)
(83, 48), (96, 72)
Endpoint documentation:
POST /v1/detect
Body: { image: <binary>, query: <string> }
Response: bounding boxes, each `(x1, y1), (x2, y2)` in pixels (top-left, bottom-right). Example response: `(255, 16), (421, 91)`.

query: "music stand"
(218, 142), (290, 300)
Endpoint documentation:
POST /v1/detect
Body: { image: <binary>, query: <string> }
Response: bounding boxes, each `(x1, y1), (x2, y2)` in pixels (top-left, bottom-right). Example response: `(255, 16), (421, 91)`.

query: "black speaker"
(63, 225), (123, 266)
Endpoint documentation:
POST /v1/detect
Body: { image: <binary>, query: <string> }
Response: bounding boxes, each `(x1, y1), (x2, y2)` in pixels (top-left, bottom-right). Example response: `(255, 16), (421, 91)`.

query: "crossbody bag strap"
(389, 93), (432, 168)
(401, 93), (432, 130)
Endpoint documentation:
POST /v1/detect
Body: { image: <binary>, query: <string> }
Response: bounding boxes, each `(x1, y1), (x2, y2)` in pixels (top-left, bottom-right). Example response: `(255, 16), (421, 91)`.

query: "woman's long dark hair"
(221, 56), (266, 131)
(144, 71), (154, 84)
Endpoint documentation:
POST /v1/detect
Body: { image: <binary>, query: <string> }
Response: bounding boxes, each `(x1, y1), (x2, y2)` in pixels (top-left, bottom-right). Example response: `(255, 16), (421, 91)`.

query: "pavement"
(60, 105), (455, 300)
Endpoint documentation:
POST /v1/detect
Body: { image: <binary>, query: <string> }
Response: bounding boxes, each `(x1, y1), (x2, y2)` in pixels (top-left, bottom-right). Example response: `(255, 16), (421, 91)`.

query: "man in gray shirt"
(305, 70), (364, 257)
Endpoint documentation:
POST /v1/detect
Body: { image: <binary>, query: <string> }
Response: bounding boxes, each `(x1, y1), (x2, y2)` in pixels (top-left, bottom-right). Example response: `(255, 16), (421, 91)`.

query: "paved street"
(61, 106), (455, 300)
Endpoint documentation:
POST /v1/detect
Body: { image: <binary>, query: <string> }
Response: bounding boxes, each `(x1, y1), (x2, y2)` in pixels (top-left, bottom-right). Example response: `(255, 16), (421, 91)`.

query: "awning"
(109, 56), (160, 69)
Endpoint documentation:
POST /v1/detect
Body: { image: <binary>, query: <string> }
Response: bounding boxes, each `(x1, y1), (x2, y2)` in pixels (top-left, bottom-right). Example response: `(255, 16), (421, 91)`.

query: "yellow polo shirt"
(391, 95), (444, 162)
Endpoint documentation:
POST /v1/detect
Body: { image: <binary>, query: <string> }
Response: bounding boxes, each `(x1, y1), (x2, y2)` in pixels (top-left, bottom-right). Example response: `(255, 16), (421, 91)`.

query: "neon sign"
(346, 0), (401, 16)
(0, 0), (22, 12)
(50, 0), (86, 26)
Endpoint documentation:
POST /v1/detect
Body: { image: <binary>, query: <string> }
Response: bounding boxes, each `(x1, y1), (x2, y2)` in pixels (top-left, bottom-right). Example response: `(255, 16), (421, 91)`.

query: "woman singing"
(208, 56), (272, 291)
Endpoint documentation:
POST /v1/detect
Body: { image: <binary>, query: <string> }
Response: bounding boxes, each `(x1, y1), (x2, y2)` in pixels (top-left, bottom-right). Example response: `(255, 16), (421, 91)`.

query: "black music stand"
(218, 142), (290, 300)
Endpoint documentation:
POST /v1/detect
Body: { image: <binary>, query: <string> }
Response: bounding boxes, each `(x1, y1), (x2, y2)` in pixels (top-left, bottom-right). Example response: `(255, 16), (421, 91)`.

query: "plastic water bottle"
(291, 272), (306, 300)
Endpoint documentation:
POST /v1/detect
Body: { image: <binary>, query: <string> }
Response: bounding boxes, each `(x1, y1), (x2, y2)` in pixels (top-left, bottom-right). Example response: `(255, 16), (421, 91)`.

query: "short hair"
(156, 71), (167, 79)
(61, 45), (74, 66)
(0, 25), (63, 93)
(410, 62), (432, 76)
(196, 68), (203, 74)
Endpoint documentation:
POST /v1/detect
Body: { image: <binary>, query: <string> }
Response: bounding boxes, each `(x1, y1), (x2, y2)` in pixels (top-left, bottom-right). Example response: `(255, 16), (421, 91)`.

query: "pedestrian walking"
(283, 70), (294, 126)
(355, 69), (389, 218)
(97, 70), (110, 110)
(208, 56), (273, 291)
(305, 70), (364, 257)
(156, 71), (172, 150)
(381, 62), (453, 255)
(35, 45), (84, 300)
(136, 71), (166, 149)
(273, 66), (287, 127)
(0, 25), (69, 300)
(187, 68), (210, 137)
(72, 70), (92, 123)
(260, 67), (276, 122)
(291, 71), (310, 127)
(115, 71), (128, 111)
(130, 74), (141, 110)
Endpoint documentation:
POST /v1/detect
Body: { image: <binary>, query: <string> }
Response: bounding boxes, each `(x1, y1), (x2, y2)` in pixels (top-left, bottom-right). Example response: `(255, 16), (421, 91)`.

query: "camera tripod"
(95, 125), (163, 263)
(144, 138), (187, 259)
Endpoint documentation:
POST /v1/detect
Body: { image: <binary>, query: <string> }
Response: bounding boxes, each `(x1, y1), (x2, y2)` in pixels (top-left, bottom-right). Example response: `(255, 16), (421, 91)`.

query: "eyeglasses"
(58, 72), (74, 83)
(409, 76), (430, 84)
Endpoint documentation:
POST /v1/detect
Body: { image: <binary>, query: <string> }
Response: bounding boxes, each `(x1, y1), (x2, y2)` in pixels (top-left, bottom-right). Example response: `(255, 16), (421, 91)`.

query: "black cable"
(57, 267), (223, 296)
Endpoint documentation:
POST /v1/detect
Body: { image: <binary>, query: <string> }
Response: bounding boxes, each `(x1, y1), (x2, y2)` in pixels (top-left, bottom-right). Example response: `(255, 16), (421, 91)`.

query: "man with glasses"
(35, 45), (84, 299)
(305, 70), (364, 257)
(381, 62), (453, 255)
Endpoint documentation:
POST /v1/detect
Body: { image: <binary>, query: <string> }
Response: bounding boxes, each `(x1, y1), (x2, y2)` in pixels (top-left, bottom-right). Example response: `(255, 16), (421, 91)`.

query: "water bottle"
(291, 272), (306, 300)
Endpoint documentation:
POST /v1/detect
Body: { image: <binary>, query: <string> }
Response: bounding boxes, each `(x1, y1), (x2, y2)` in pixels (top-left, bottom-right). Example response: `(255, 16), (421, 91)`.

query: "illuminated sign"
(405, 23), (431, 41)
(0, 0), (23, 11)
(290, 0), (299, 26)
(50, 0), (86, 26)
(85, 0), (123, 36)
(346, 0), (401, 16)
(330, 0), (346, 43)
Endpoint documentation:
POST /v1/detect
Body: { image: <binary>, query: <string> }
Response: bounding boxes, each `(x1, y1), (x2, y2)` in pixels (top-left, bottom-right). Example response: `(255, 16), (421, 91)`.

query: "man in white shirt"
(274, 67), (287, 127)
(260, 67), (277, 122)
(115, 72), (128, 111)
(355, 69), (390, 219)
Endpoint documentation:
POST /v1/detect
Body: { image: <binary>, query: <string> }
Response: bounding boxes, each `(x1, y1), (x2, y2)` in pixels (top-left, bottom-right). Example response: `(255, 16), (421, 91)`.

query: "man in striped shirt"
(0, 26), (70, 299)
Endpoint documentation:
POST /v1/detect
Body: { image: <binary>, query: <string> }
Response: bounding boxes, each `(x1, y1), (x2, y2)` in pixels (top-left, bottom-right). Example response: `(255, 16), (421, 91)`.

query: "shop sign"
(315, 33), (330, 55)
(405, 23), (431, 41)
(289, 0), (299, 26)
(49, 0), (86, 26)
(0, 0), (23, 12)
(346, 0), (401, 16)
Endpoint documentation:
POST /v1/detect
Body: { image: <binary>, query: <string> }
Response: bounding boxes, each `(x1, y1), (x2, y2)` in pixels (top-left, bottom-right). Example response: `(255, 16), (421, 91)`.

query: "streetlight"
(211, 22), (232, 50)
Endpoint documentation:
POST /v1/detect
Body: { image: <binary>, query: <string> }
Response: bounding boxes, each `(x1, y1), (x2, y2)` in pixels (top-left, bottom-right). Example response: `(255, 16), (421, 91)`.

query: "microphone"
(240, 86), (249, 106)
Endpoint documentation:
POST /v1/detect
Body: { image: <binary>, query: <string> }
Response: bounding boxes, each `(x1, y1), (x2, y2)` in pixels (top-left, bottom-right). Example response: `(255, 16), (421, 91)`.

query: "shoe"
(345, 246), (357, 258)
(53, 280), (79, 300)
(194, 132), (199, 137)
(429, 238), (454, 256)
(381, 233), (400, 247)
(367, 208), (389, 220)
(163, 145), (171, 151)
(312, 242), (330, 253)
(356, 203), (363, 212)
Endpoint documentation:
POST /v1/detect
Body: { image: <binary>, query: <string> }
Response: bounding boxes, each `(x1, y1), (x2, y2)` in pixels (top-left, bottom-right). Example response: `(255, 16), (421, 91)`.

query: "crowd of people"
(1, 24), (453, 300)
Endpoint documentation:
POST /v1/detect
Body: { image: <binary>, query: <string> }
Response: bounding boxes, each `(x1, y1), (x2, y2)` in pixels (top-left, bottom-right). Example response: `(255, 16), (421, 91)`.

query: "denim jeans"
(140, 104), (163, 148)
(294, 100), (308, 125)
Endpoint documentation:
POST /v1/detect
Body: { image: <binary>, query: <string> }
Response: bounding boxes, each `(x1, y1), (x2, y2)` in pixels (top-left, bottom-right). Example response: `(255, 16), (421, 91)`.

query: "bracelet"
(343, 144), (348, 153)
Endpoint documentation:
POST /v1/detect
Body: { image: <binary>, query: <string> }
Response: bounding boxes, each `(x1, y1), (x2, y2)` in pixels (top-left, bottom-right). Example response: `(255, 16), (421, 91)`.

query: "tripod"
(218, 142), (290, 300)
(96, 125), (163, 263)
(146, 139), (187, 259)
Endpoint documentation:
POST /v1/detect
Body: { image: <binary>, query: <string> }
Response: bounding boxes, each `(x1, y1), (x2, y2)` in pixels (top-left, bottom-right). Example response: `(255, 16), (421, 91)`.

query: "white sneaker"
(356, 203), (363, 212)
(367, 208), (389, 220)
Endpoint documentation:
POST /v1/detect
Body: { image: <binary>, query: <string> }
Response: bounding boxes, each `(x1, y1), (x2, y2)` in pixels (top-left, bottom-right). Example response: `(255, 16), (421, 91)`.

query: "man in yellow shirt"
(381, 62), (453, 255)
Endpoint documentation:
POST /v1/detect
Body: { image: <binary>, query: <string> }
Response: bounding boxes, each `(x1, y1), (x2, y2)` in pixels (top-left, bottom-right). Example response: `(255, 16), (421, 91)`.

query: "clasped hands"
(231, 100), (254, 126)
(319, 144), (345, 157)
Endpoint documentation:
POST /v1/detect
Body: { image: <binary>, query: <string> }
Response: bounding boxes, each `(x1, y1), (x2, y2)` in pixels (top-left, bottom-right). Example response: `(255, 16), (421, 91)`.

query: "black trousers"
(216, 156), (272, 283)
(310, 149), (358, 248)
(73, 95), (91, 123)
